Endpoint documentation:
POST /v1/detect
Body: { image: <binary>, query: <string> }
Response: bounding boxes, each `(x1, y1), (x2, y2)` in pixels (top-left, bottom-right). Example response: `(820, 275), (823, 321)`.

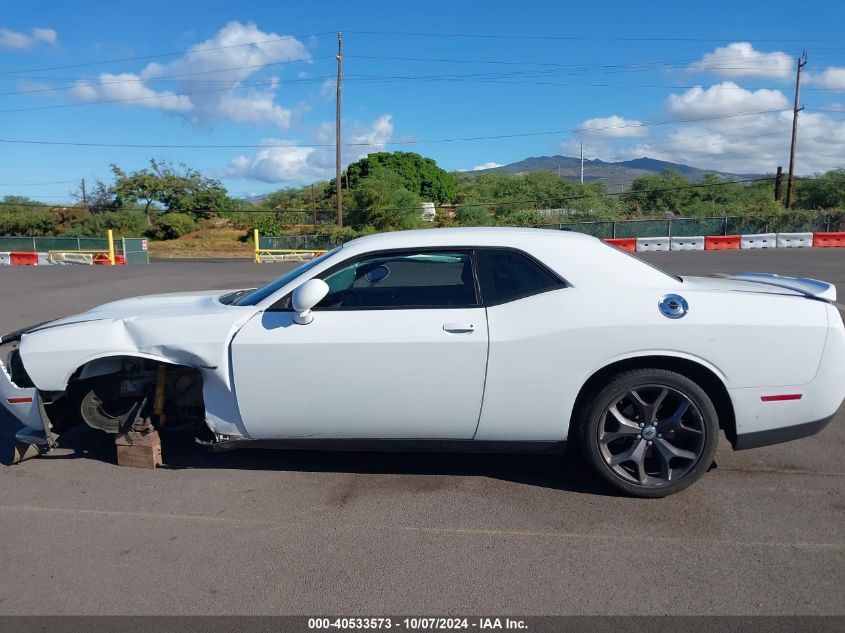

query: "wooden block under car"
(115, 430), (162, 468)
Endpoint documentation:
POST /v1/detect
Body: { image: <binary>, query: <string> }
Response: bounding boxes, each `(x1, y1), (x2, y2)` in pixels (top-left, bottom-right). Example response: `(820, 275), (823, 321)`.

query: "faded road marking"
(4, 505), (844, 551)
(0, 504), (272, 526)
(361, 524), (845, 551)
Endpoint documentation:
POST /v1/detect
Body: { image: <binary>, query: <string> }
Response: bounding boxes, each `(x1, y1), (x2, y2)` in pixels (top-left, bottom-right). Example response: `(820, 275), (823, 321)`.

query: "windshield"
(232, 248), (341, 306)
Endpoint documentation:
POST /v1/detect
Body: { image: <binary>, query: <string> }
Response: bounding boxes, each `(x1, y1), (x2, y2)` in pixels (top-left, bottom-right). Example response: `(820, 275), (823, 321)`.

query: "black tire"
(574, 368), (719, 498)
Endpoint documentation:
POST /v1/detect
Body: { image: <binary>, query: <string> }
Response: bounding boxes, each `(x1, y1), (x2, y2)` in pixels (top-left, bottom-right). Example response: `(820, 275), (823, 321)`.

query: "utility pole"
(311, 183), (317, 228)
(335, 31), (343, 226)
(774, 165), (783, 201)
(81, 178), (88, 207)
(785, 51), (807, 209)
(580, 142), (584, 185)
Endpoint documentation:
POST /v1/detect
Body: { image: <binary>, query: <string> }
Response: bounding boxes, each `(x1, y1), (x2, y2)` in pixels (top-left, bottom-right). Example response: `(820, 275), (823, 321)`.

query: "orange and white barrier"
(636, 237), (670, 252)
(776, 232), (814, 248)
(0, 251), (128, 266)
(604, 230), (845, 253)
(705, 235), (741, 250)
(813, 232), (845, 248)
(602, 238), (636, 252)
(670, 236), (705, 251)
(741, 233), (777, 249)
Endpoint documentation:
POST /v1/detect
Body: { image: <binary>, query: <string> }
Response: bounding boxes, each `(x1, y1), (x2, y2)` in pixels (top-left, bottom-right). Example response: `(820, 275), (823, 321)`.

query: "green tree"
(346, 173), (424, 231)
(796, 170), (845, 209)
(624, 169), (696, 214)
(344, 152), (457, 203)
(111, 159), (234, 219)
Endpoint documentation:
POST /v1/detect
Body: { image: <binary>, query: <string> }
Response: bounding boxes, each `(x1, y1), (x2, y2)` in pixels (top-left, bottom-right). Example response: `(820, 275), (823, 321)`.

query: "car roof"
(345, 226), (596, 250)
(341, 227), (678, 289)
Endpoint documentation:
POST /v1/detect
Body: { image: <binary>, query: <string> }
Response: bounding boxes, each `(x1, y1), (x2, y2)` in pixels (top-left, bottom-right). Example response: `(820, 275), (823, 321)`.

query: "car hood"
(31, 290), (244, 331)
(17, 290), (261, 392)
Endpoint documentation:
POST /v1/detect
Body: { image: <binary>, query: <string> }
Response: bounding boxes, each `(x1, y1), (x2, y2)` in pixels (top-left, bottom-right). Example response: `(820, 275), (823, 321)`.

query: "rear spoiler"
(730, 273), (837, 302)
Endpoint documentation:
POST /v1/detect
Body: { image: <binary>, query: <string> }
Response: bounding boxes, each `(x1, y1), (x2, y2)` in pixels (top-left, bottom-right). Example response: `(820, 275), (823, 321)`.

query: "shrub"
(456, 203), (492, 226)
(252, 214), (283, 238)
(63, 210), (149, 238)
(149, 212), (197, 240)
(0, 209), (62, 236)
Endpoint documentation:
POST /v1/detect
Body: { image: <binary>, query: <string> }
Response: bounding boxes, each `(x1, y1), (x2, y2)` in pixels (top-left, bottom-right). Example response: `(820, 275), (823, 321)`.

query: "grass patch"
(146, 228), (252, 259)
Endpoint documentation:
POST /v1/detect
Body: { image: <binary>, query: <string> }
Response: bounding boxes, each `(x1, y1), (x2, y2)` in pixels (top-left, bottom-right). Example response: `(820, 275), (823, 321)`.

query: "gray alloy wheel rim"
(597, 384), (706, 487)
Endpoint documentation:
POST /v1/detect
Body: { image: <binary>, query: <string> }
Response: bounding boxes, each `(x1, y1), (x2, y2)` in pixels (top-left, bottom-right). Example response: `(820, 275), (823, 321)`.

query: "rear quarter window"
(476, 249), (564, 305)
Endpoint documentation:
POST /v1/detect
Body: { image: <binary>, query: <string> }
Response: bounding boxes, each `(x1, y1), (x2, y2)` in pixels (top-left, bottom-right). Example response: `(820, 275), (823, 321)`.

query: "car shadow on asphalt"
(0, 417), (613, 496)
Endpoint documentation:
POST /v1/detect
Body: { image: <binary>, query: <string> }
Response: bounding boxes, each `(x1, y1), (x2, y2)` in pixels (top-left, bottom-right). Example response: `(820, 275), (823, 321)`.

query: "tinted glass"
(476, 249), (562, 304)
(316, 251), (477, 309)
(233, 248), (341, 306)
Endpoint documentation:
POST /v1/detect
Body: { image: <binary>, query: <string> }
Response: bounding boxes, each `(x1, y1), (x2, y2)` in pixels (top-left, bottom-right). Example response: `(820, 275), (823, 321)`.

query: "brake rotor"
(79, 389), (140, 433)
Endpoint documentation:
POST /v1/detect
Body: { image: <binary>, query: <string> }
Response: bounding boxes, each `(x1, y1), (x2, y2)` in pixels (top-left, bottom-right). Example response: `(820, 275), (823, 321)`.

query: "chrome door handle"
(443, 322), (475, 333)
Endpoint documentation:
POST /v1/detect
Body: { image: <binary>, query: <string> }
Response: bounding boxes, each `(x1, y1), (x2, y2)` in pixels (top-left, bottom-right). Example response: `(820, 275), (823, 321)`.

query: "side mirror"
(291, 279), (329, 325)
(365, 264), (390, 286)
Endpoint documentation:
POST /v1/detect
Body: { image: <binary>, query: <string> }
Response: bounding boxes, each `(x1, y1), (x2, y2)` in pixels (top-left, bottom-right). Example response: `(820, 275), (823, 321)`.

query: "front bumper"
(0, 353), (45, 432)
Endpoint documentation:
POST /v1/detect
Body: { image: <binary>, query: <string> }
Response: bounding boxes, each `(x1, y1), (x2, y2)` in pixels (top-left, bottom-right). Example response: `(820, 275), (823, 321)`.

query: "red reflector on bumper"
(761, 394), (803, 402)
(6, 397), (33, 404)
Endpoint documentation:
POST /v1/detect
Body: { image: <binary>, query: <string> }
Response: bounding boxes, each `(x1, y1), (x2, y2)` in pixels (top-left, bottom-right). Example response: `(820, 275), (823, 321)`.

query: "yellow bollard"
(253, 228), (260, 263)
(107, 229), (116, 266)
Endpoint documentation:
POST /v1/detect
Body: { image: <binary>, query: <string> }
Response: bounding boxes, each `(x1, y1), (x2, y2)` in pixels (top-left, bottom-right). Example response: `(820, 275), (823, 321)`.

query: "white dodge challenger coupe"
(2, 227), (843, 496)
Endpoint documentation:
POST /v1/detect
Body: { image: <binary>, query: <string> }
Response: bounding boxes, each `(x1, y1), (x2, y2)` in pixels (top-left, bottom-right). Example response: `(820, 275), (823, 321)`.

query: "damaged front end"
(0, 329), (58, 463)
(2, 324), (208, 465)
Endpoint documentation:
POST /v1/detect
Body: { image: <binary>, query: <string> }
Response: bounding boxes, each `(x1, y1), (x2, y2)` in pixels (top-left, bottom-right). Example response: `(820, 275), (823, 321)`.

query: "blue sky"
(1, 0), (844, 202)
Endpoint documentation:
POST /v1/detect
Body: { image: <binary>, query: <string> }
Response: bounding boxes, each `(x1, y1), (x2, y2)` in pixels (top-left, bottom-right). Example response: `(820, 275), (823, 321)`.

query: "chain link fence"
(0, 236), (149, 264)
(258, 234), (339, 251)
(542, 215), (841, 238)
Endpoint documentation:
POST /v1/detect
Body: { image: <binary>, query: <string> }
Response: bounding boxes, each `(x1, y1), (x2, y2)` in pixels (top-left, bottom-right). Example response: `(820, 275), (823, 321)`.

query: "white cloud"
(472, 162), (504, 171)
(71, 72), (193, 112)
(559, 82), (844, 174)
(0, 26), (58, 50)
(626, 84), (843, 174)
(560, 115), (646, 160)
(320, 78), (336, 98)
(31, 28), (57, 46)
(216, 88), (292, 127)
(806, 67), (845, 90)
(70, 21), (308, 128)
(577, 115), (647, 138)
(666, 81), (789, 118)
(689, 42), (793, 79)
(219, 115), (394, 183)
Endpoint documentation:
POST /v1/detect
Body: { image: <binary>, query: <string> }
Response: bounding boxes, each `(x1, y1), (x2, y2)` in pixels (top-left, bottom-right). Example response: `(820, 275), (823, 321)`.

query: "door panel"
(231, 308), (489, 439)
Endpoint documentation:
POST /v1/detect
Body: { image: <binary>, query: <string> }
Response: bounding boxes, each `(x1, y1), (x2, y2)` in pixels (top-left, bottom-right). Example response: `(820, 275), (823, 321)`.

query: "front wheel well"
(570, 356), (736, 446)
(66, 356), (206, 434)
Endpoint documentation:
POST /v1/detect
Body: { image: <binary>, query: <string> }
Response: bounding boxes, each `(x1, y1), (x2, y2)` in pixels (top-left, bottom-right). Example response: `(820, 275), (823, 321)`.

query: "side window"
(476, 249), (562, 305)
(316, 251), (478, 309)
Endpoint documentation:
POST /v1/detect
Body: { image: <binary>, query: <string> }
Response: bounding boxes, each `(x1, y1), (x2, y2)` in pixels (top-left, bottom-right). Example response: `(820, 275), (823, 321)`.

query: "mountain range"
(470, 155), (764, 191)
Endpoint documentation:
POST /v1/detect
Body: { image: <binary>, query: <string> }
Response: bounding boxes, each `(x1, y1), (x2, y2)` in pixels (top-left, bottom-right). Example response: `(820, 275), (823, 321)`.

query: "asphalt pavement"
(0, 249), (843, 615)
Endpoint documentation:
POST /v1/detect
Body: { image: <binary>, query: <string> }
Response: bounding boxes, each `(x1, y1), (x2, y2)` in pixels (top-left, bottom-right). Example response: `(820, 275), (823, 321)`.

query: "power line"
(0, 179), (78, 186)
(0, 107), (792, 149)
(0, 32), (335, 76)
(0, 85), (245, 113)
(343, 29), (845, 43)
(0, 59), (337, 96)
(3, 58), (822, 97)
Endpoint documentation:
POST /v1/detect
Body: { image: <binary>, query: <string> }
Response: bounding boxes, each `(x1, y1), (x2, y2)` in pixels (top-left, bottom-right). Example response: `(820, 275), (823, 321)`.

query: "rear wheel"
(575, 369), (719, 498)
